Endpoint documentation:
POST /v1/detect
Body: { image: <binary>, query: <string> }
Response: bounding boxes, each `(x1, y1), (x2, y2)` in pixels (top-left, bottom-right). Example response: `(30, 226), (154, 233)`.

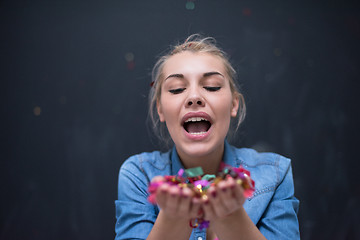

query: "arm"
(256, 165), (300, 239)
(115, 160), (201, 240)
(202, 164), (299, 240)
(115, 163), (157, 240)
(202, 177), (267, 240)
(146, 179), (202, 240)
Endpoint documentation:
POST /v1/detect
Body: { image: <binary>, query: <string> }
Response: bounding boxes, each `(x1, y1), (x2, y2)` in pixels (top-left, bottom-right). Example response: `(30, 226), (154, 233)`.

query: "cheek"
(159, 98), (179, 122)
(217, 97), (234, 115)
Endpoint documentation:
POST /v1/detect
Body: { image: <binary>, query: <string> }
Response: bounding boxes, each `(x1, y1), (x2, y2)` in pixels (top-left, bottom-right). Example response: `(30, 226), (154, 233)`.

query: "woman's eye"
(204, 86), (221, 92)
(169, 88), (185, 94)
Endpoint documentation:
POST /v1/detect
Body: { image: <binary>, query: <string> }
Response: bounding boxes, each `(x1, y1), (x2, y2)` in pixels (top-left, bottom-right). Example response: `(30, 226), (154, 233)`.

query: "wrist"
(159, 210), (191, 226)
(211, 206), (246, 227)
(148, 210), (193, 240)
(209, 207), (266, 240)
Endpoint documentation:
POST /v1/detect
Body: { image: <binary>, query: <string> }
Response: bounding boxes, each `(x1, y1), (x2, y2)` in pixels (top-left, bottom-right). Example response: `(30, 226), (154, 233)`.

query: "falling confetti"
(288, 17), (295, 25)
(242, 8), (252, 16)
(125, 52), (135, 70)
(59, 96), (67, 105)
(79, 79), (86, 87)
(307, 59), (315, 67)
(112, 106), (121, 115)
(185, 1), (195, 10)
(33, 106), (41, 116)
(127, 61), (135, 70)
(124, 52), (134, 62)
(273, 48), (282, 57)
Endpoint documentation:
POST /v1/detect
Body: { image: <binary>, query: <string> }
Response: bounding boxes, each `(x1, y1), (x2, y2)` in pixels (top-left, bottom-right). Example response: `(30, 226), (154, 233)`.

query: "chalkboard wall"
(1, 0), (359, 239)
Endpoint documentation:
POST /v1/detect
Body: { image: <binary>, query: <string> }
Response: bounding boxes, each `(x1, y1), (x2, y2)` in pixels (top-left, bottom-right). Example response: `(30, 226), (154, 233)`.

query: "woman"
(115, 35), (300, 240)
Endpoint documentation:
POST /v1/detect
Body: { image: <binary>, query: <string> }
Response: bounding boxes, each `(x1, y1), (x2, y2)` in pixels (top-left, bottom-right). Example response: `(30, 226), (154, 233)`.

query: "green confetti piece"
(202, 185), (211, 191)
(202, 174), (216, 181)
(185, 167), (204, 177)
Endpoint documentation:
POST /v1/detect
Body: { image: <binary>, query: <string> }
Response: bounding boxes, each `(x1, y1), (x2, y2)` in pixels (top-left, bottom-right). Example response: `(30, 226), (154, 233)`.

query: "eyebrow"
(165, 73), (184, 80)
(203, 71), (224, 78)
(164, 71), (224, 81)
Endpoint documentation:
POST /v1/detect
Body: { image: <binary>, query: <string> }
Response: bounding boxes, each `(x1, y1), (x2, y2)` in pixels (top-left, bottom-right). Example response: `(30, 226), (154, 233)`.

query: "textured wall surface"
(1, 0), (359, 239)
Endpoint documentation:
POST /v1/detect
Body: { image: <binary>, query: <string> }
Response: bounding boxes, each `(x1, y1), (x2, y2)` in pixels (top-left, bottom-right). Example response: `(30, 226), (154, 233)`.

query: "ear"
(231, 93), (240, 118)
(157, 100), (165, 122)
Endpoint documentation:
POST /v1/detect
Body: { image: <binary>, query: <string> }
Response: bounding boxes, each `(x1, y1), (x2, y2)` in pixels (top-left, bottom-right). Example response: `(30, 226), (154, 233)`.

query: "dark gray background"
(1, 0), (359, 239)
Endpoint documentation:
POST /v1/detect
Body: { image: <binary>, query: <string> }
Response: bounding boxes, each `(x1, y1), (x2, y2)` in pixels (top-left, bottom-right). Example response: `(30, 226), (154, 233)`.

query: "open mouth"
(183, 117), (211, 135)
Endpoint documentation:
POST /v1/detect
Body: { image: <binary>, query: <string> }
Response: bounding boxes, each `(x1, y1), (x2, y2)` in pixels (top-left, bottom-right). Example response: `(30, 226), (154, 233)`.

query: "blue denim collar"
(170, 140), (236, 175)
(170, 146), (183, 175)
(223, 140), (237, 167)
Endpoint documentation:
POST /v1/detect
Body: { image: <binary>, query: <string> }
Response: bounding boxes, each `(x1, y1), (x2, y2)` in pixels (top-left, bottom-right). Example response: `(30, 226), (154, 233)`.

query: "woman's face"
(157, 51), (239, 160)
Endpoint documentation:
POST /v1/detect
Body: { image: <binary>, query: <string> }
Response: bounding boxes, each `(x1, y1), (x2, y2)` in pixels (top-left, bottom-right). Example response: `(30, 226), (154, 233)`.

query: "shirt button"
(198, 237), (203, 240)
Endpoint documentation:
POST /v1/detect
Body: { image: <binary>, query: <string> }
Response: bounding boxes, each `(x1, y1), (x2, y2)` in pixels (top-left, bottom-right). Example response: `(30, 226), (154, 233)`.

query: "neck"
(176, 143), (225, 175)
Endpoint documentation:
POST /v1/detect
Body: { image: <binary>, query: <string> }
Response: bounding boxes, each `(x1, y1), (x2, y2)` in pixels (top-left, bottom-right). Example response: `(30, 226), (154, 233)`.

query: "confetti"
(125, 52), (135, 70)
(185, 166), (203, 177)
(185, 1), (195, 10)
(242, 8), (252, 16)
(127, 61), (135, 70)
(59, 96), (67, 105)
(33, 106), (41, 116)
(273, 48), (282, 57)
(124, 52), (134, 62)
(148, 165), (255, 229)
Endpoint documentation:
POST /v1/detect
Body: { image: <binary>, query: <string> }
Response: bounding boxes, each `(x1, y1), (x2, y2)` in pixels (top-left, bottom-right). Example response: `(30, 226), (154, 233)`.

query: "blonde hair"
(148, 34), (246, 144)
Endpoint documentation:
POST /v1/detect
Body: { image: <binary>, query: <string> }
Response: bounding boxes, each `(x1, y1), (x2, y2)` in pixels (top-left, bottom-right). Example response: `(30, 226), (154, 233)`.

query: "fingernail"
(211, 191), (217, 198)
(221, 187), (227, 192)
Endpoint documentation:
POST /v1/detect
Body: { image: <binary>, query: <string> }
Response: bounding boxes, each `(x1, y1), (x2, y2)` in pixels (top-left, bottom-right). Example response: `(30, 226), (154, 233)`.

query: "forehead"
(162, 51), (226, 75)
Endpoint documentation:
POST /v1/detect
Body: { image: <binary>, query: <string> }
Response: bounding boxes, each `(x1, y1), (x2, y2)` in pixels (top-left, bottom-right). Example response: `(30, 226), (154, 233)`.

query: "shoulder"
(229, 146), (298, 226)
(119, 150), (172, 183)
(232, 146), (291, 170)
(229, 145), (293, 198)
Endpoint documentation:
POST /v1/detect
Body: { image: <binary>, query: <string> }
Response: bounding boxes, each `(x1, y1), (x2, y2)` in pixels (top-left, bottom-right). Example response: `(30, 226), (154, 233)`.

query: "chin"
(177, 140), (223, 158)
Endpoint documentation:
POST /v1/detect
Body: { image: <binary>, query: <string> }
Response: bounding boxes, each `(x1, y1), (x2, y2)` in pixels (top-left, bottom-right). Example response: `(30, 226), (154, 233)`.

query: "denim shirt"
(115, 142), (300, 240)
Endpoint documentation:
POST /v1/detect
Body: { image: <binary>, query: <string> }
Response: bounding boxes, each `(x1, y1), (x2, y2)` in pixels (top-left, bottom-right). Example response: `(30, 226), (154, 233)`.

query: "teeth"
(189, 131), (207, 135)
(185, 117), (207, 123)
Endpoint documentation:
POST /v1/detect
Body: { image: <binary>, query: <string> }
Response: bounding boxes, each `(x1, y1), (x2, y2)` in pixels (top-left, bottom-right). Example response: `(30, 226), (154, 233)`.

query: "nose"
(187, 99), (204, 106)
(186, 88), (205, 108)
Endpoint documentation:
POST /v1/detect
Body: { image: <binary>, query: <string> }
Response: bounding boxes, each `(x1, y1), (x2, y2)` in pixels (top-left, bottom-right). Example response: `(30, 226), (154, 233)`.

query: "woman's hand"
(202, 176), (246, 221)
(152, 177), (202, 221)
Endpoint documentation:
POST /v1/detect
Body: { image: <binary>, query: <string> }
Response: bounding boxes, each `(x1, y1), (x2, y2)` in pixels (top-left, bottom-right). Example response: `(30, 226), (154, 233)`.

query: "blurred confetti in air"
(242, 8), (252, 16)
(125, 52), (135, 70)
(79, 79), (86, 87)
(33, 106), (41, 116)
(288, 17), (296, 25)
(112, 105), (121, 115)
(345, 16), (360, 38)
(273, 48), (282, 57)
(185, 0), (195, 10)
(59, 96), (67, 105)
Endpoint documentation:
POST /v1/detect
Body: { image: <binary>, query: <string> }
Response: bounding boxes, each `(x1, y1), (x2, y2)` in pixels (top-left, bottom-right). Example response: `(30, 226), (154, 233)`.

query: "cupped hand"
(153, 177), (202, 220)
(202, 176), (246, 221)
